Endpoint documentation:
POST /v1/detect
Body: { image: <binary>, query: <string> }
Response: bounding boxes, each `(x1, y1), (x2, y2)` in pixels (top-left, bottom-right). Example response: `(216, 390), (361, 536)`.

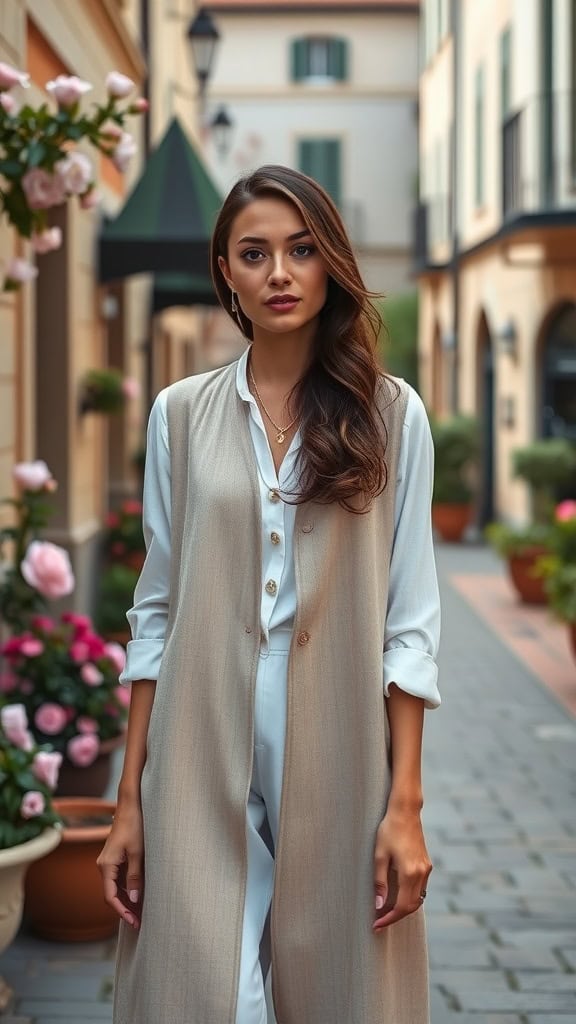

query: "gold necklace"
(248, 362), (299, 444)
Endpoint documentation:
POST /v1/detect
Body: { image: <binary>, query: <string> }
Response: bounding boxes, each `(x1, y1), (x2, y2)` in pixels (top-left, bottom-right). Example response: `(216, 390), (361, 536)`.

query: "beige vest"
(114, 361), (429, 1024)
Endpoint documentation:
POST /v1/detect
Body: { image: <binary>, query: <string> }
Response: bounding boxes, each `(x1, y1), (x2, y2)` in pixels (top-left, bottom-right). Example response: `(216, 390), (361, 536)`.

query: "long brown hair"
(210, 165), (395, 512)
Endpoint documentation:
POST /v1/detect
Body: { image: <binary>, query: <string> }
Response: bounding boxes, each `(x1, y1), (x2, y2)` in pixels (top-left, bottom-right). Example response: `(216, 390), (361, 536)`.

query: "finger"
(373, 873), (423, 930)
(373, 853), (391, 913)
(98, 858), (140, 930)
(125, 849), (144, 906)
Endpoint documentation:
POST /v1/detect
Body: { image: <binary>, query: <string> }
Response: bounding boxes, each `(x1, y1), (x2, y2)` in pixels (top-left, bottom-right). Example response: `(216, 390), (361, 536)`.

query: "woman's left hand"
(372, 806), (432, 931)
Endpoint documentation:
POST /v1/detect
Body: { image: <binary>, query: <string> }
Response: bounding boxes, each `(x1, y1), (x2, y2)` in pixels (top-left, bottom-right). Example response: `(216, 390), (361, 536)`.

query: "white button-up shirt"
(121, 349), (441, 708)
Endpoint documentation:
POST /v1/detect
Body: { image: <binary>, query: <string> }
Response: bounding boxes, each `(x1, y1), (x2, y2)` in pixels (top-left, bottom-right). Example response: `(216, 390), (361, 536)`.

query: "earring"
(230, 289), (244, 331)
(231, 289), (238, 314)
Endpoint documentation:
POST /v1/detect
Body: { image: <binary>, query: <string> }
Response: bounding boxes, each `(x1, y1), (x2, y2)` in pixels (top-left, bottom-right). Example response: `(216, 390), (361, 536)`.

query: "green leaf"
(27, 140), (48, 168)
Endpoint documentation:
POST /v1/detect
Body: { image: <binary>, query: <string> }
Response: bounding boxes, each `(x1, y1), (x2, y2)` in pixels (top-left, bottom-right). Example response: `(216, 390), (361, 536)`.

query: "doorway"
(477, 312), (495, 526)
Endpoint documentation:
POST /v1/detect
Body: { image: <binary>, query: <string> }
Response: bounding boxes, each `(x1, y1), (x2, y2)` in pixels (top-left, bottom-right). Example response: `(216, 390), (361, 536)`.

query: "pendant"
(276, 431), (285, 444)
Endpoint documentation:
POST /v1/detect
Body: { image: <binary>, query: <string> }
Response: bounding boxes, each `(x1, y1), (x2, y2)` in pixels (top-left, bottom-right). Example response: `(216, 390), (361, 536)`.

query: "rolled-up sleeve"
(119, 390), (171, 685)
(383, 386), (441, 709)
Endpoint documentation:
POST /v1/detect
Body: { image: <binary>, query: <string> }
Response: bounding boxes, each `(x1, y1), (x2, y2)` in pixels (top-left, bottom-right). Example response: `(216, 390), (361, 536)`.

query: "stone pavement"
(1, 543), (575, 1023)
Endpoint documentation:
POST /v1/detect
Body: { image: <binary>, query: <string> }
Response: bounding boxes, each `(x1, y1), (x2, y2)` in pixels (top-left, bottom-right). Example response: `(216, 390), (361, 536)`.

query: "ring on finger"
(419, 889), (427, 901)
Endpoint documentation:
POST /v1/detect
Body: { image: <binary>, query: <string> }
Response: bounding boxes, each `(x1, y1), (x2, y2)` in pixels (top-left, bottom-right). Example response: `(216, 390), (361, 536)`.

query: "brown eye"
(241, 249), (265, 262)
(292, 244), (315, 258)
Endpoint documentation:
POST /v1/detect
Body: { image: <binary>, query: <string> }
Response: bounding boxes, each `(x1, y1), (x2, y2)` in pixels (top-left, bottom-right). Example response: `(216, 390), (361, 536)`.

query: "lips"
(265, 294), (299, 305)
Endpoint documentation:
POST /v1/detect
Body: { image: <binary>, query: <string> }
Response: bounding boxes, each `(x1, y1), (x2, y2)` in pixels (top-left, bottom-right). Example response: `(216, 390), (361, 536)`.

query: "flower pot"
(507, 547), (548, 605)
(0, 828), (61, 957)
(56, 731), (125, 798)
(24, 798), (117, 941)
(432, 502), (472, 542)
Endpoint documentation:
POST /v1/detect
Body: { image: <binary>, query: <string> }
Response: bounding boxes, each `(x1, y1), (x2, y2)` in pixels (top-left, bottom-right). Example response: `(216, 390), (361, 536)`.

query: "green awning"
(152, 271), (218, 313)
(99, 118), (222, 283)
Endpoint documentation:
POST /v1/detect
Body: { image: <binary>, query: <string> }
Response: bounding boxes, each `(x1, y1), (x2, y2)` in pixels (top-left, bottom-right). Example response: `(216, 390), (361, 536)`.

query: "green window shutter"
(291, 38), (308, 82)
(329, 38), (348, 81)
(474, 66), (485, 207)
(298, 139), (341, 207)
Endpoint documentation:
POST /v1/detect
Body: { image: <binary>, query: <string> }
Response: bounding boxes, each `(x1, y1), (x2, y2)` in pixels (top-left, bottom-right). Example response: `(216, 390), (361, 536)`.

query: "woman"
(98, 165), (441, 1024)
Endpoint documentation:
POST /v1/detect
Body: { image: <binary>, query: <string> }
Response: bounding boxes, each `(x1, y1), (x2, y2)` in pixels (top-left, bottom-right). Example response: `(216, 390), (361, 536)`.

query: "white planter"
(0, 827), (61, 955)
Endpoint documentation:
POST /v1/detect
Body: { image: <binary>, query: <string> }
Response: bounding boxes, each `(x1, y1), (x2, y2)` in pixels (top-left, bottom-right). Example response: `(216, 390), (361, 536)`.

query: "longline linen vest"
(113, 360), (429, 1024)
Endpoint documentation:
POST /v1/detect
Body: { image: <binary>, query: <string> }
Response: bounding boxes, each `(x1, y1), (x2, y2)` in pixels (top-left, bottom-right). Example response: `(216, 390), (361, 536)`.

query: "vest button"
(265, 579), (277, 596)
(268, 488), (281, 503)
(270, 531), (281, 546)
(301, 522), (314, 533)
(244, 626), (253, 634)
(297, 630), (310, 646)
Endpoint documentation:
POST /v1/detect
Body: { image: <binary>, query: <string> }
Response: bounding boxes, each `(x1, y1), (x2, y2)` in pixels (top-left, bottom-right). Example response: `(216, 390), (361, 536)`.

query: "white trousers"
(235, 628), (292, 1024)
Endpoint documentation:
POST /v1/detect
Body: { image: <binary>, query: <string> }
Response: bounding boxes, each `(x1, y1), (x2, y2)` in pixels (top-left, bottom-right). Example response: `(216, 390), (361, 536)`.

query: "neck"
(249, 325), (316, 386)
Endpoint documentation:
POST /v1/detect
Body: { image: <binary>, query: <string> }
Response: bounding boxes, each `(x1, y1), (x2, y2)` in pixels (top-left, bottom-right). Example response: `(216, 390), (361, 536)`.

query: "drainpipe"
(450, 0), (461, 413)
(140, 0), (154, 412)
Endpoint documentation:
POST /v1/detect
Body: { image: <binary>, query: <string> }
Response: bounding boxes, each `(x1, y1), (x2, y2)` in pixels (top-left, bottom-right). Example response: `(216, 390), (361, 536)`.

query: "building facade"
(417, 0), (576, 523)
(204, 0), (420, 296)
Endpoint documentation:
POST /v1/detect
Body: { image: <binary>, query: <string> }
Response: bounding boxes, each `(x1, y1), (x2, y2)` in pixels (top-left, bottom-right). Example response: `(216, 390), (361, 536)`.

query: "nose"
(268, 252), (292, 287)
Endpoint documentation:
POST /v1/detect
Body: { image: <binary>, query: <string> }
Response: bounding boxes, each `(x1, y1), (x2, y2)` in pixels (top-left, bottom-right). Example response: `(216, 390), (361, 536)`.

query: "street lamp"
(187, 7), (220, 108)
(210, 105), (234, 158)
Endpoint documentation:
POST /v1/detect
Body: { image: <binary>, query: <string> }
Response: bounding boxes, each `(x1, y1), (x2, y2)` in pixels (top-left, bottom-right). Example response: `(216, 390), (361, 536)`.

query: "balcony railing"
(502, 90), (576, 219)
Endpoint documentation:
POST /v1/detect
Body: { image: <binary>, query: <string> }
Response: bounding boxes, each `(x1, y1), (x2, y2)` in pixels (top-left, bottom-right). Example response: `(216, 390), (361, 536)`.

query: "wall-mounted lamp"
(210, 105), (234, 159)
(497, 318), (518, 358)
(187, 7), (220, 109)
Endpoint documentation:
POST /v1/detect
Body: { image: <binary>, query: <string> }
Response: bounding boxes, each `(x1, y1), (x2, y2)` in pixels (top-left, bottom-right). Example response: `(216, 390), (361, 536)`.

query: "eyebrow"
(236, 229), (312, 245)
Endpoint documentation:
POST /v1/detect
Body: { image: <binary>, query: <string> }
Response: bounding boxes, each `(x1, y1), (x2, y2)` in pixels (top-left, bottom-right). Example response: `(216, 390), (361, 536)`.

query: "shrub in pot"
(536, 501), (576, 659)
(430, 415), (479, 542)
(95, 564), (139, 645)
(104, 498), (145, 571)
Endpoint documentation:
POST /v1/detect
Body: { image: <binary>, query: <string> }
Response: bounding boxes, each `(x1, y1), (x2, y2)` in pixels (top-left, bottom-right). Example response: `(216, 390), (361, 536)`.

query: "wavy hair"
(210, 165), (396, 512)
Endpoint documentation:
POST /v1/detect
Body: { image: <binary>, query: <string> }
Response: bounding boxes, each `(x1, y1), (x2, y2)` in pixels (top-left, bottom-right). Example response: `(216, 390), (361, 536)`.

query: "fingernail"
(129, 889), (139, 903)
(375, 895), (384, 910)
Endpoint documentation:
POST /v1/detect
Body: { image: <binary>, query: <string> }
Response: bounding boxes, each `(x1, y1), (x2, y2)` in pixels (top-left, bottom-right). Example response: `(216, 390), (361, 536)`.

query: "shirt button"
(268, 489), (281, 503)
(265, 579), (278, 596)
(301, 522), (314, 534)
(270, 531), (281, 546)
(297, 630), (310, 646)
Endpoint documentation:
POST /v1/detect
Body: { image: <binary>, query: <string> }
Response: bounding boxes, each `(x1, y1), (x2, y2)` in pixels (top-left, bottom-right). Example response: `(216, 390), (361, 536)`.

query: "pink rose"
(1, 704), (34, 751)
(0, 92), (18, 115)
(106, 512), (120, 528)
(62, 612), (92, 633)
(34, 702), (68, 735)
(131, 97), (149, 114)
(77, 716), (99, 734)
(20, 637), (44, 657)
(46, 74), (92, 108)
(122, 500), (143, 516)
(67, 733), (100, 767)
(80, 663), (104, 687)
(85, 633), (106, 660)
(0, 671), (17, 693)
(100, 120), (124, 142)
(13, 460), (53, 491)
(21, 541), (75, 598)
(79, 188), (100, 210)
(121, 377), (140, 400)
(556, 500), (576, 523)
(4, 259), (38, 288)
(105, 642), (126, 675)
(112, 132), (137, 172)
(115, 684), (132, 708)
(20, 791), (46, 819)
(31, 226), (63, 254)
(105, 71), (135, 99)
(70, 640), (90, 663)
(21, 168), (66, 210)
(55, 151), (93, 196)
(31, 615), (55, 632)
(32, 751), (62, 790)
(0, 61), (30, 90)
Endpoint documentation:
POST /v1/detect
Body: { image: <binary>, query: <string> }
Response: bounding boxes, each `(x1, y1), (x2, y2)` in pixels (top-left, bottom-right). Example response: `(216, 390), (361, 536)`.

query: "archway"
(539, 302), (576, 441)
(476, 311), (495, 526)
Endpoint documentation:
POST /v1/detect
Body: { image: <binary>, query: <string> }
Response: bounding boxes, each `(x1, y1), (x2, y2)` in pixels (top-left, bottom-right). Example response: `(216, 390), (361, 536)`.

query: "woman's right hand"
(97, 800), (144, 931)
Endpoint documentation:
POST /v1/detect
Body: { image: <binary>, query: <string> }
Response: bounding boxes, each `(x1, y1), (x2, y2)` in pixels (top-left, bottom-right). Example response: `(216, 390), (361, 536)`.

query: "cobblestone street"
(1, 544), (575, 1023)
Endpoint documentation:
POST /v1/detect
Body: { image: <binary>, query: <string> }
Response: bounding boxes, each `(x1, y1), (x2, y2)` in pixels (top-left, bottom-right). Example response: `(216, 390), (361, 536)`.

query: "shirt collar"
(236, 345), (255, 404)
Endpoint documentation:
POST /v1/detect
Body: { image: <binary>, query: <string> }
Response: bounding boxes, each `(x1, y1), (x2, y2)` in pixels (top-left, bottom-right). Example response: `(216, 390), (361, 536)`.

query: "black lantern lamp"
(187, 7), (220, 101)
(210, 105), (234, 158)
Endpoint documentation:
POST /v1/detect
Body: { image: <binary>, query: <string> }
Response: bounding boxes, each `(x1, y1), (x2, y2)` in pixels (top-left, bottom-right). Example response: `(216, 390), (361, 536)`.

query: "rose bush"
(0, 703), (61, 849)
(105, 499), (145, 560)
(0, 61), (147, 291)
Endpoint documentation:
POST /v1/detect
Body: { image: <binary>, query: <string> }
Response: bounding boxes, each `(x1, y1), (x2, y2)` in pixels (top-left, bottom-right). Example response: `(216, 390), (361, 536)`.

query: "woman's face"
(218, 196), (328, 338)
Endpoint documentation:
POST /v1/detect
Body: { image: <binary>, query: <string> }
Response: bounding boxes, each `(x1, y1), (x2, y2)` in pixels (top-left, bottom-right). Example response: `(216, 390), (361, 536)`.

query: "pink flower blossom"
(106, 512), (120, 528)
(34, 702), (68, 735)
(100, 120), (124, 142)
(115, 684), (132, 708)
(0, 671), (17, 693)
(1, 704), (34, 751)
(111, 132), (137, 172)
(105, 71), (135, 99)
(105, 642), (126, 675)
(13, 460), (53, 491)
(556, 500), (576, 523)
(31, 226), (63, 254)
(122, 499), (143, 516)
(19, 637), (44, 657)
(55, 152), (93, 196)
(121, 377), (140, 400)
(21, 541), (75, 599)
(80, 663), (104, 687)
(31, 615), (55, 633)
(0, 61), (30, 90)
(21, 167), (66, 209)
(77, 716), (99, 734)
(20, 791), (46, 819)
(70, 640), (90, 663)
(84, 633), (106, 660)
(62, 612), (92, 633)
(4, 259), (38, 287)
(67, 732), (100, 767)
(46, 74), (92, 108)
(32, 750), (62, 790)
(79, 188), (100, 210)
(131, 97), (149, 113)
(0, 92), (18, 115)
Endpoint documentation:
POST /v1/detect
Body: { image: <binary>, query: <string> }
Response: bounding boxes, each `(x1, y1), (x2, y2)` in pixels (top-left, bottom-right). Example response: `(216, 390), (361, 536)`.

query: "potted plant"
(536, 500), (576, 660)
(0, 705), (62, 964)
(104, 498), (145, 571)
(0, 612), (130, 797)
(429, 415), (479, 542)
(486, 439), (576, 604)
(95, 563), (139, 645)
(25, 796), (118, 941)
(79, 368), (139, 415)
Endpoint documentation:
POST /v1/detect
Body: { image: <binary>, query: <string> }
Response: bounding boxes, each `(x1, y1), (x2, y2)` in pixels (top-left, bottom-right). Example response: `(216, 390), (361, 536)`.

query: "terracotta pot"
(507, 548), (548, 605)
(0, 828), (61, 956)
(431, 502), (472, 542)
(25, 798), (117, 942)
(56, 731), (125, 798)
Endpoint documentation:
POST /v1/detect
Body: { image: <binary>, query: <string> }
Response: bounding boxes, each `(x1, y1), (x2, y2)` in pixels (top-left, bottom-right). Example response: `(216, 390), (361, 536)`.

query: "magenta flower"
(30, 615), (56, 633)
(32, 751), (62, 790)
(556, 500), (576, 523)
(19, 637), (44, 657)
(34, 702), (68, 735)
(62, 612), (92, 633)
(77, 716), (99, 734)
(80, 663), (104, 687)
(70, 640), (91, 663)
(21, 540), (75, 599)
(20, 791), (46, 819)
(67, 733), (100, 767)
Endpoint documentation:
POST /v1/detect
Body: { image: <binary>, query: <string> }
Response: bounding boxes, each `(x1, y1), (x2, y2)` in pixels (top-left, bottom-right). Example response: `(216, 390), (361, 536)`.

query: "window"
(291, 37), (348, 82)
(474, 66), (485, 208)
(500, 26), (512, 121)
(298, 139), (342, 207)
